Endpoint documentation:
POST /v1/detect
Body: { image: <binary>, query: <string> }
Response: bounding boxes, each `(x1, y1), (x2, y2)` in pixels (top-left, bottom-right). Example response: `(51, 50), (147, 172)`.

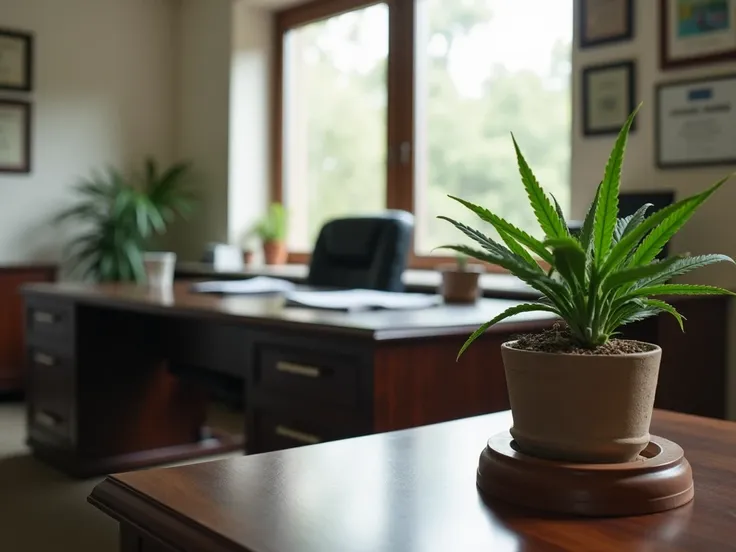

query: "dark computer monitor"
(618, 191), (675, 259)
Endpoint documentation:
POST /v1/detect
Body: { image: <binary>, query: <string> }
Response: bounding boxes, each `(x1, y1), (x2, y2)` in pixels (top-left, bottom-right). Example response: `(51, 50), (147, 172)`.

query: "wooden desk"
(21, 282), (554, 477)
(89, 409), (736, 552)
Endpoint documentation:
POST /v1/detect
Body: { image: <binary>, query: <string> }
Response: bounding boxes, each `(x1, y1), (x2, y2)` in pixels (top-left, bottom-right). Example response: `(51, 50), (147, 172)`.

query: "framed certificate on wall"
(582, 60), (637, 136)
(580, 0), (634, 48)
(656, 75), (736, 168)
(0, 100), (32, 173)
(0, 28), (33, 92)
(661, 0), (736, 69)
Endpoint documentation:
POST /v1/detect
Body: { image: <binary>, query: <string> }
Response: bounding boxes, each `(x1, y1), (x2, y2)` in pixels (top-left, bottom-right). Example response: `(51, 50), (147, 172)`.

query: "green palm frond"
(57, 157), (196, 283)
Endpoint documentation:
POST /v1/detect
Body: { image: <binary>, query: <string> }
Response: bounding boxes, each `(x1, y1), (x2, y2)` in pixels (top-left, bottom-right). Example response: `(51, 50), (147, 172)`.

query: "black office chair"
(306, 211), (414, 292)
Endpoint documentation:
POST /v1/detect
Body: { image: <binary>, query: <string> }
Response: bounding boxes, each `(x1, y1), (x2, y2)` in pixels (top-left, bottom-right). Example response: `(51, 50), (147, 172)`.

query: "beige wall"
(169, 0), (233, 261)
(169, 0), (273, 261)
(228, 2), (272, 253)
(572, 0), (736, 418)
(0, 0), (178, 263)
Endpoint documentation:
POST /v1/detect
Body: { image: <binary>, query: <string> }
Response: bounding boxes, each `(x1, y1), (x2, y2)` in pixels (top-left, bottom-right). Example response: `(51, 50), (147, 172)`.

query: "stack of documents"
(284, 289), (442, 312)
(192, 278), (442, 312)
(191, 277), (296, 295)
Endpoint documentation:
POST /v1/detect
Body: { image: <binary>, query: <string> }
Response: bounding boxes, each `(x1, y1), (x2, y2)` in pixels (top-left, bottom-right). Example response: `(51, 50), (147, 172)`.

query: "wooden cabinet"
(0, 265), (56, 394)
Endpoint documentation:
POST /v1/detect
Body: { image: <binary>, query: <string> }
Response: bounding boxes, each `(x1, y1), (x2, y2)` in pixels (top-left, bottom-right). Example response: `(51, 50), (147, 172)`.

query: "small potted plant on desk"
(56, 158), (196, 286)
(440, 105), (734, 515)
(255, 203), (288, 265)
(439, 253), (484, 304)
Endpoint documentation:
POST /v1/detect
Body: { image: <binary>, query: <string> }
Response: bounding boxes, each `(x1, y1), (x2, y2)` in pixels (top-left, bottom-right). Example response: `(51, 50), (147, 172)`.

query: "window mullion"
(386, 0), (415, 214)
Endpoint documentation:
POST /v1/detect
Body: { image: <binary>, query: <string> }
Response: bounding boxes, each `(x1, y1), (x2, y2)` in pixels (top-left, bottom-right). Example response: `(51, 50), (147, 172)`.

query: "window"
(274, 0), (572, 266)
(281, 4), (389, 251)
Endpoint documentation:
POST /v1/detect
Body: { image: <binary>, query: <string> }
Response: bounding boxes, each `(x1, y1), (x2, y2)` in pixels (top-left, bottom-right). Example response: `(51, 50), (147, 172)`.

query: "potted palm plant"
(57, 157), (196, 285)
(255, 203), (288, 265)
(441, 105), (734, 463)
(439, 253), (484, 304)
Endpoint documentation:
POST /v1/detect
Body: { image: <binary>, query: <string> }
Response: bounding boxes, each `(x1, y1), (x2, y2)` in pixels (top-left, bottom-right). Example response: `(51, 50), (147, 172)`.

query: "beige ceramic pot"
(501, 341), (662, 463)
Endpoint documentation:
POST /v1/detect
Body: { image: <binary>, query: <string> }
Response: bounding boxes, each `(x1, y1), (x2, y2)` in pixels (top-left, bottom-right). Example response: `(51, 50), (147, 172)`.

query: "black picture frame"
(580, 0), (634, 48)
(0, 99), (32, 174)
(660, 0), (736, 70)
(582, 60), (637, 137)
(0, 28), (34, 92)
(655, 74), (736, 169)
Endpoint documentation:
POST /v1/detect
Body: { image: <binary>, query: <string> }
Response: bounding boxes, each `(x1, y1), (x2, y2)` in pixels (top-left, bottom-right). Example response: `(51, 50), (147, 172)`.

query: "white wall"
(0, 0), (178, 263)
(571, 0), (736, 418)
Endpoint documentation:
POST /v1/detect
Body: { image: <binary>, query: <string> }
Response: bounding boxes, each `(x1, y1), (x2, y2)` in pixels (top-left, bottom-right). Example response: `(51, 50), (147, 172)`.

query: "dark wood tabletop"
(89, 410), (736, 552)
(21, 282), (555, 340)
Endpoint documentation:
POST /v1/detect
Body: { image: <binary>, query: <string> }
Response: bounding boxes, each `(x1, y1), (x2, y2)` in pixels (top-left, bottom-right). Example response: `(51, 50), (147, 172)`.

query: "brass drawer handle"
(275, 361), (321, 378)
(35, 410), (62, 428)
(34, 352), (56, 367)
(275, 425), (321, 445)
(33, 311), (57, 324)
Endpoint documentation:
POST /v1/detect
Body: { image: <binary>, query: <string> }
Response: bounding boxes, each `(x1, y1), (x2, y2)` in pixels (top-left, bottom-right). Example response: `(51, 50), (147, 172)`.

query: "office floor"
(0, 401), (242, 552)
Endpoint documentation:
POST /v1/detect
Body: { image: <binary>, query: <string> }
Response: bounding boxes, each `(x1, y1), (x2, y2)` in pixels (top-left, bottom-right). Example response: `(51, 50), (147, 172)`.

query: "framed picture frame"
(656, 74), (736, 169)
(580, 0), (634, 48)
(0, 99), (32, 174)
(660, 0), (736, 69)
(0, 28), (33, 92)
(582, 60), (637, 136)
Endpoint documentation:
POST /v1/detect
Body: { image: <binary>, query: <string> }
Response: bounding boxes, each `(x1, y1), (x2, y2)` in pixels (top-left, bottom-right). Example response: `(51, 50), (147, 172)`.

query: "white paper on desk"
(285, 289), (442, 312)
(191, 277), (296, 294)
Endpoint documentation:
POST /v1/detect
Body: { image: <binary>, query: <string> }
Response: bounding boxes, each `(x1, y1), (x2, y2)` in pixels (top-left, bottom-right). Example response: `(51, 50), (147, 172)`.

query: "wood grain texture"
(0, 264), (56, 393)
(372, 326), (547, 433)
(477, 433), (694, 516)
(90, 410), (736, 552)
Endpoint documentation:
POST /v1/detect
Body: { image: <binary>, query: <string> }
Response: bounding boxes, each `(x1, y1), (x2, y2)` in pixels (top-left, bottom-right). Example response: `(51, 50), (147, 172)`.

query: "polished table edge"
(89, 478), (243, 552)
(20, 283), (556, 342)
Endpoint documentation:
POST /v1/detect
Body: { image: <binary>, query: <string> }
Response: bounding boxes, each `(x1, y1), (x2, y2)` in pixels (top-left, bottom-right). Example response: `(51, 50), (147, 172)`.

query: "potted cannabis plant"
(441, 106), (734, 463)
(255, 203), (288, 265)
(57, 158), (196, 284)
(439, 253), (484, 304)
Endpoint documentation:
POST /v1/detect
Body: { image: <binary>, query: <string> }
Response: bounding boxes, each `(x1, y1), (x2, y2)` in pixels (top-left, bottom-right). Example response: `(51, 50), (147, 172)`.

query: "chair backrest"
(306, 211), (414, 291)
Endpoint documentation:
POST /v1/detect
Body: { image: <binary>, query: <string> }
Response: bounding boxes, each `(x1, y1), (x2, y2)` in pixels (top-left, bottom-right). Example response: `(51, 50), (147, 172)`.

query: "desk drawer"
(252, 408), (358, 453)
(26, 299), (74, 346)
(28, 348), (75, 443)
(254, 345), (362, 408)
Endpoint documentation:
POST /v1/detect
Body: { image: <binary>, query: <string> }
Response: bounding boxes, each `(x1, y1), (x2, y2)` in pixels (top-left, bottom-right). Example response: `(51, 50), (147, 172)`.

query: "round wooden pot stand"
(477, 432), (694, 517)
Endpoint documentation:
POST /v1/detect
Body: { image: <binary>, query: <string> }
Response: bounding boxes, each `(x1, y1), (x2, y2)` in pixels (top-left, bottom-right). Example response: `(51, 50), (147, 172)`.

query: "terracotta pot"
(263, 240), (287, 265)
(242, 250), (254, 265)
(501, 341), (662, 463)
(439, 265), (483, 304)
